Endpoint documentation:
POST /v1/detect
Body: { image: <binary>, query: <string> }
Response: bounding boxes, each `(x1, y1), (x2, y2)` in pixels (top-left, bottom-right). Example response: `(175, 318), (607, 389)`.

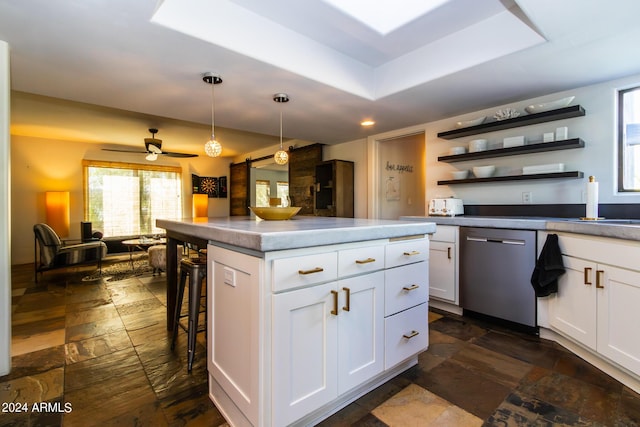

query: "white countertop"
(400, 216), (640, 241)
(157, 216), (436, 252)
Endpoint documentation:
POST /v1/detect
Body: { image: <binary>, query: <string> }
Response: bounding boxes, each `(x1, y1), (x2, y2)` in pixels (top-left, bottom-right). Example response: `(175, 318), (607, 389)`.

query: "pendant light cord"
(211, 81), (215, 138)
(279, 109), (283, 149)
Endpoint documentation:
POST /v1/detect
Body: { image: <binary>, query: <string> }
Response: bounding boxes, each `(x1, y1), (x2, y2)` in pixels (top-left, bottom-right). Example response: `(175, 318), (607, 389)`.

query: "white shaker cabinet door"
(549, 255), (597, 350)
(597, 265), (640, 374)
(272, 282), (338, 427)
(428, 241), (456, 302)
(337, 272), (384, 395)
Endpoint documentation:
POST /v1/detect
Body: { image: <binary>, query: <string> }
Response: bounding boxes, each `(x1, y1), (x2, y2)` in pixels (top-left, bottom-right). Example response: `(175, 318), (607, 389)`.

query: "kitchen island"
(156, 216), (436, 426)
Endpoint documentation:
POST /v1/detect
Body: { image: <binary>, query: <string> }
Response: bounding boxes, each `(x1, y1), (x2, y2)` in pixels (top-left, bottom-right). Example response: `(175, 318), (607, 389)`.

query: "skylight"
(321, 0), (451, 35)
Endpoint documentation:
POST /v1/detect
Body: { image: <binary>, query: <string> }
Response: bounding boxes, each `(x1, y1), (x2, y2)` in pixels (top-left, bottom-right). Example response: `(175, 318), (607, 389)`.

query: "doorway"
(368, 131), (426, 220)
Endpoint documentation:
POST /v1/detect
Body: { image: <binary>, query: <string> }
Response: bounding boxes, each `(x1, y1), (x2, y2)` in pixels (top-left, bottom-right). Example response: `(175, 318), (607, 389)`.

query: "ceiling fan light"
(274, 149), (288, 165)
(146, 152), (158, 161)
(205, 137), (222, 157)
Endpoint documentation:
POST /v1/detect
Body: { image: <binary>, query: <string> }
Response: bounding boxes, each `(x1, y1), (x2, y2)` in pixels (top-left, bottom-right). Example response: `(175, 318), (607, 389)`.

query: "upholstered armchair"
(33, 223), (108, 282)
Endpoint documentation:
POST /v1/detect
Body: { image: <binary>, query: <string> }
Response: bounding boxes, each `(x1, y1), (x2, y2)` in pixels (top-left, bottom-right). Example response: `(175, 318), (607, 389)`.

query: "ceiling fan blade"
(102, 148), (148, 154)
(162, 151), (199, 158)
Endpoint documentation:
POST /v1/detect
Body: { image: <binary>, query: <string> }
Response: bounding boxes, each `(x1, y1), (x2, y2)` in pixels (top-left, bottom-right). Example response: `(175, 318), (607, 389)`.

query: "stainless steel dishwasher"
(459, 227), (537, 328)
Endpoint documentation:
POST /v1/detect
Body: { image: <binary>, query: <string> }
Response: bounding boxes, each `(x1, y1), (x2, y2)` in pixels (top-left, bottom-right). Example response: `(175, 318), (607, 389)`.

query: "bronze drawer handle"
(402, 284), (420, 291)
(596, 270), (605, 289)
(403, 330), (419, 339)
(403, 251), (420, 256)
(331, 290), (338, 315)
(342, 287), (350, 312)
(355, 257), (376, 264)
(298, 267), (324, 275)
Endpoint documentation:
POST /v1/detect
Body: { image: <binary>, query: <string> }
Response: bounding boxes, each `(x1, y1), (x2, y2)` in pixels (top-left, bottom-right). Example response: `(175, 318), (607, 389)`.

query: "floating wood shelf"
(437, 105), (586, 140)
(438, 139), (585, 163)
(437, 171), (584, 185)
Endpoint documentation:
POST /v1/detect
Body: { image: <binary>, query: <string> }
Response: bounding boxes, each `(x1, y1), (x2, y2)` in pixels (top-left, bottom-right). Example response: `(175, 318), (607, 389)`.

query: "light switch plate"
(223, 266), (236, 287)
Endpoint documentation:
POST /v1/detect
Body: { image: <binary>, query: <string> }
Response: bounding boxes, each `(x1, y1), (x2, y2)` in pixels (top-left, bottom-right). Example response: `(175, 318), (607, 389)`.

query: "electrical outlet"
(522, 191), (532, 204)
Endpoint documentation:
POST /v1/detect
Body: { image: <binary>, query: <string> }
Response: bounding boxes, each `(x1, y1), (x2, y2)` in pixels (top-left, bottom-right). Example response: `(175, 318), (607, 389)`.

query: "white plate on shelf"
(525, 96), (575, 114)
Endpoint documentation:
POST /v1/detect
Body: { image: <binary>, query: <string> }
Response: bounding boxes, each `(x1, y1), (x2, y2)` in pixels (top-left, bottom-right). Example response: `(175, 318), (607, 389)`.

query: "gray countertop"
(400, 216), (640, 241)
(157, 216), (436, 252)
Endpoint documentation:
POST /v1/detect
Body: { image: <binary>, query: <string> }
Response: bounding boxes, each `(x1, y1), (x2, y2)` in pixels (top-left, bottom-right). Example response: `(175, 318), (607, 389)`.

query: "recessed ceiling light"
(322, 0), (451, 35)
(361, 120), (375, 127)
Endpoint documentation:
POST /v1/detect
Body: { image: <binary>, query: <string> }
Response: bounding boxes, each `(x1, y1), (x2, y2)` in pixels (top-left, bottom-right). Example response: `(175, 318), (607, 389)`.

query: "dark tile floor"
(3, 256), (640, 426)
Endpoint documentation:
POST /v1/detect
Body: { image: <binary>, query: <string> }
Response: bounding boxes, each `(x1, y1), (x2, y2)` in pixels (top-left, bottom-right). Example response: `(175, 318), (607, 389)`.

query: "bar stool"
(171, 258), (207, 371)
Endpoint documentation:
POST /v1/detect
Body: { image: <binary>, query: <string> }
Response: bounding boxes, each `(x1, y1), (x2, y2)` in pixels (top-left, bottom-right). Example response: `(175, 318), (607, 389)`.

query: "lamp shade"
(45, 191), (70, 237)
(192, 193), (209, 218)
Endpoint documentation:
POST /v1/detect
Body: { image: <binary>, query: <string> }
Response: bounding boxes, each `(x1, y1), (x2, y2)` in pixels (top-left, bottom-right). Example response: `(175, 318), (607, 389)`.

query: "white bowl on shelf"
(455, 116), (486, 128)
(525, 96), (575, 114)
(468, 139), (488, 153)
(473, 165), (495, 178)
(450, 170), (469, 180)
(449, 146), (467, 155)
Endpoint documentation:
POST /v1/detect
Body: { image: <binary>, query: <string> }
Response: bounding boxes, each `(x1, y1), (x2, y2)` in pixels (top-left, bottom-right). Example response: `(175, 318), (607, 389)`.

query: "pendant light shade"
(273, 93), (289, 165)
(203, 72), (223, 157)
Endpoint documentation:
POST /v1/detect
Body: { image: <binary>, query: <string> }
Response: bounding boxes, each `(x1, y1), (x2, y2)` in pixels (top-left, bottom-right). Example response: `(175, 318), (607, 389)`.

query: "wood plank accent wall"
(289, 144), (323, 216)
(229, 161), (250, 216)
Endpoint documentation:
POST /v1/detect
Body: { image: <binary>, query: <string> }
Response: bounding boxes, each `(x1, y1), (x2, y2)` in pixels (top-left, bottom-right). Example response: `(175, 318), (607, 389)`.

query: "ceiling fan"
(102, 128), (198, 160)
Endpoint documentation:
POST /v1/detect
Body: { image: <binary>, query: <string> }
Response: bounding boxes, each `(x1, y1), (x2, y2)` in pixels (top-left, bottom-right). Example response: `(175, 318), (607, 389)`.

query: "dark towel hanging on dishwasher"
(530, 233), (565, 297)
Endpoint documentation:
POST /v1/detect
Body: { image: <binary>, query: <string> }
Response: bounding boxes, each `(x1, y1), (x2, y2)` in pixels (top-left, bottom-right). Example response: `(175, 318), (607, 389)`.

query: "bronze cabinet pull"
(342, 287), (350, 311)
(447, 247), (451, 259)
(355, 257), (376, 264)
(298, 267), (324, 275)
(402, 284), (420, 291)
(584, 267), (592, 285)
(330, 290), (338, 315)
(402, 330), (419, 339)
(596, 270), (605, 289)
(403, 250), (420, 256)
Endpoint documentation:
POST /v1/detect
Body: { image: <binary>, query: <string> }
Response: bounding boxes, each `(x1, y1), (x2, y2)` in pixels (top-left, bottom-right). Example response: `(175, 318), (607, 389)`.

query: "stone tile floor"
(2, 257), (640, 426)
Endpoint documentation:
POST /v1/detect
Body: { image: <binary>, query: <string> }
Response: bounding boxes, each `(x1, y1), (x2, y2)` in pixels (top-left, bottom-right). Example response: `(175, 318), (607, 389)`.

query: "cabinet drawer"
(385, 262), (428, 316)
(430, 225), (457, 243)
(272, 252), (338, 292)
(384, 303), (428, 369)
(385, 239), (429, 268)
(338, 245), (385, 278)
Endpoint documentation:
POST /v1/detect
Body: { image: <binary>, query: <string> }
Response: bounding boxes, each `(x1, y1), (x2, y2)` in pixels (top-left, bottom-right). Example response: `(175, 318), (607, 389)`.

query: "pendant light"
(273, 93), (289, 165)
(203, 72), (223, 157)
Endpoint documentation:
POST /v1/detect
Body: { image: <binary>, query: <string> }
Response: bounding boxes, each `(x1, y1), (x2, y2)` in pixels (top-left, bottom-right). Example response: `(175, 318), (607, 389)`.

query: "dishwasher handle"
(466, 236), (525, 246)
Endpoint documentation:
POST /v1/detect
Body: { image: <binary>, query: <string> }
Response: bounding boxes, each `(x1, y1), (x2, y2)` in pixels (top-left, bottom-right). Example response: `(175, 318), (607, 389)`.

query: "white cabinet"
(272, 271), (385, 426)
(549, 255), (597, 349)
(210, 236), (429, 427)
(547, 232), (640, 376)
(428, 225), (458, 304)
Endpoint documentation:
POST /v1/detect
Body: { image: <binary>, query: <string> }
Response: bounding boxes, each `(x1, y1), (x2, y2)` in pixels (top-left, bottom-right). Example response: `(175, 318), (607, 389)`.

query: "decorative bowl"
(473, 165), (495, 178)
(450, 170), (469, 180)
(249, 206), (301, 220)
(449, 146), (467, 155)
(455, 116), (486, 128)
(525, 96), (575, 114)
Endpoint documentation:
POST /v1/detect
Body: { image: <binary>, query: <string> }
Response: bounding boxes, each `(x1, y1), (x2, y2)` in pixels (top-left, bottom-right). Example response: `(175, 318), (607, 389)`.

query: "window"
(83, 160), (182, 237)
(619, 86), (640, 191)
(276, 181), (289, 202)
(255, 180), (271, 207)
